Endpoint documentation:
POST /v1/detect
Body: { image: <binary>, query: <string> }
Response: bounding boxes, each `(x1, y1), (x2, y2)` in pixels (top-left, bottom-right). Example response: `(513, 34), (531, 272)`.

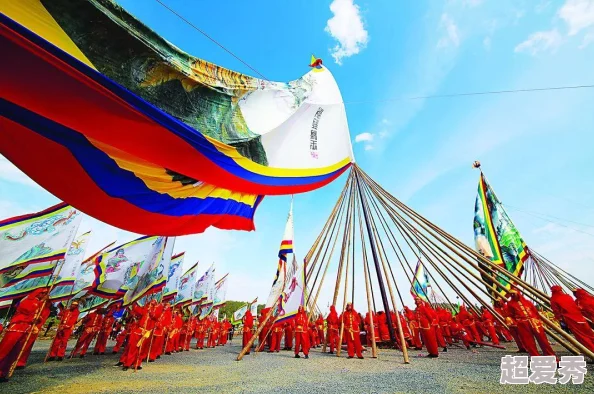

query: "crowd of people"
(0, 292), (234, 382)
(2, 284), (594, 382)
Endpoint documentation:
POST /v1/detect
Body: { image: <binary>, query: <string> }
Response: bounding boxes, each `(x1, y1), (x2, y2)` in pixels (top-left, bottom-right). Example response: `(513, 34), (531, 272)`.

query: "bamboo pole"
(336, 210), (353, 358)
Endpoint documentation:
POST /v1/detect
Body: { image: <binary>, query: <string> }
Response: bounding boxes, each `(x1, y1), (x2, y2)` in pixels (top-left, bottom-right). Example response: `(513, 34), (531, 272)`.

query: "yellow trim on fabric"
(89, 139), (259, 207)
(0, 0), (96, 69)
(204, 134), (352, 177)
(0, 205), (72, 231)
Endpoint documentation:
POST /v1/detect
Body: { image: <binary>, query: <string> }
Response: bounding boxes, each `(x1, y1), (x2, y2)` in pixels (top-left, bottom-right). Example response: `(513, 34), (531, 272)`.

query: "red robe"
(457, 306), (481, 343)
(376, 312), (391, 342)
(284, 319), (294, 350)
(151, 305), (171, 360)
(219, 320), (231, 345)
(326, 306), (339, 353)
(341, 309), (363, 358)
(404, 307), (422, 349)
(242, 310), (254, 353)
(94, 310), (115, 354)
(269, 322), (284, 352)
(294, 310), (310, 356)
(574, 289), (594, 323)
(415, 302), (439, 357)
(551, 286), (594, 352)
(48, 305), (80, 359)
(364, 312), (379, 346)
(480, 309), (500, 345)
(506, 294), (555, 357)
(0, 289), (48, 379)
(437, 308), (453, 345)
(17, 301), (50, 367)
(72, 311), (103, 357)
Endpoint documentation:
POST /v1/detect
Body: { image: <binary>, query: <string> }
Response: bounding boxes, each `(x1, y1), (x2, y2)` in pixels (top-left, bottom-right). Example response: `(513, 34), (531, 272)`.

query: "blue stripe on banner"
(1, 99), (258, 219)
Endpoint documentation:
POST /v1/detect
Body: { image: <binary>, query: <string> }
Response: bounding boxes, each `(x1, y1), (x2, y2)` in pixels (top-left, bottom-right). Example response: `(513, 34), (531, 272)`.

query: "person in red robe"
(269, 321), (283, 352)
(390, 310), (411, 349)
(150, 302), (172, 361)
(493, 300), (514, 342)
(112, 322), (128, 354)
(195, 318), (207, 349)
(166, 309), (183, 354)
(242, 309), (254, 354)
(340, 303), (363, 359)
(326, 305), (339, 354)
(219, 318), (231, 346)
(403, 306), (422, 350)
(16, 296), (51, 370)
(506, 290), (555, 357)
(364, 311), (379, 346)
(309, 321), (319, 347)
(376, 311), (391, 342)
(457, 305), (481, 344)
(480, 306), (500, 345)
(258, 309), (270, 351)
(283, 319), (294, 350)
(94, 305), (117, 355)
(183, 314), (197, 350)
(71, 308), (104, 358)
(294, 306), (310, 358)
(315, 315), (324, 347)
(115, 307), (142, 367)
(414, 298), (439, 358)
(551, 285), (594, 352)
(450, 316), (473, 349)
(574, 288), (594, 323)
(437, 307), (453, 345)
(0, 288), (49, 381)
(48, 300), (80, 361)
(121, 301), (160, 370)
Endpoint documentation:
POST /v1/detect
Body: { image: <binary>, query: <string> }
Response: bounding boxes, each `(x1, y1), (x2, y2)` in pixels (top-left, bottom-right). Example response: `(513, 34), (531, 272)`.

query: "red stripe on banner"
(0, 22), (349, 195)
(280, 240), (293, 246)
(0, 118), (257, 235)
(0, 202), (68, 227)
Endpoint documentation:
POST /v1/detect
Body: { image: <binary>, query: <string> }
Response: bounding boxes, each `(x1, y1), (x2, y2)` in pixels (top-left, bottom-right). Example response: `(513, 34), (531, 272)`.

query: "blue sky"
(2, 0), (594, 309)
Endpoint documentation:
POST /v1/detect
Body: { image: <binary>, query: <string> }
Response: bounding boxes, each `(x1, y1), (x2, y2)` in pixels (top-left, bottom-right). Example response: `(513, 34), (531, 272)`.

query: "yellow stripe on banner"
(204, 134), (352, 178)
(0, 205), (72, 232)
(0, 0), (96, 69)
(89, 139), (260, 207)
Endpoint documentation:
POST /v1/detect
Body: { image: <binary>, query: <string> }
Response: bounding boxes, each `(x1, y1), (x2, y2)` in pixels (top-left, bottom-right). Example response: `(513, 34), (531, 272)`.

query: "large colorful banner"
(123, 236), (173, 305)
(49, 231), (91, 300)
(0, 203), (81, 286)
(91, 236), (164, 299)
(213, 274), (229, 307)
(163, 252), (185, 302)
(275, 254), (305, 323)
(410, 261), (430, 302)
(232, 303), (248, 324)
(473, 173), (530, 297)
(174, 262), (198, 305)
(0, 0), (353, 236)
(71, 241), (116, 295)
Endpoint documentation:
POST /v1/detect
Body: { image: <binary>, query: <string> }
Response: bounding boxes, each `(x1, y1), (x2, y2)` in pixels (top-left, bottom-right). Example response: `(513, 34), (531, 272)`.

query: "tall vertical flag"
(49, 231), (92, 300)
(71, 241), (116, 296)
(266, 200), (294, 308)
(213, 274), (229, 308)
(91, 236), (164, 299)
(163, 252), (185, 302)
(0, 203), (82, 287)
(123, 237), (174, 305)
(174, 262), (198, 306)
(193, 264), (215, 305)
(410, 261), (430, 302)
(232, 303), (248, 324)
(473, 172), (530, 297)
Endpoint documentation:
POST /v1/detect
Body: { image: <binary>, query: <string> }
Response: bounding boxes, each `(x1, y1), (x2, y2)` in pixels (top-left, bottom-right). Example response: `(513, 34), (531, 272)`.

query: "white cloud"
(325, 0), (369, 65)
(558, 0), (594, 35)
(580, 31), (594, 47)
(354, 132), (374, 143)
(364, 145), (374, 151)
(437, 14), (461, 48)
(483, 36), (492, 50)
(514, 29), (563, 55)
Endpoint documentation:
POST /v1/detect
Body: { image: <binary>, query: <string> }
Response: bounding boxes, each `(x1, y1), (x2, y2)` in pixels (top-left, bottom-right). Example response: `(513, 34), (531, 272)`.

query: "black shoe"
(93, 352), (98, 355)
(165, 352), (172, 355)
(442, 347), (448, 352)
(79, 355), (85, 359)
(149, 359), (155, 363)
(268, 351), (273, 353)
(47, 357), (56, 361)
(156, 356), (161, 359)
(347, 356), (353, 359)
(57, 357), (64, 362)
(15, 366), (25, 370)
(136, 366), (142, 370)
(276, 351), (279, 353)
(112, 351), (117, 354)
(100, 352), (105, 355)
(304, 355), (309, 359)
(329, 351), (334, 354)
(114, 362), (123, 367)
(0, 377), (9, 383)
(122, 367), (129, 371)
(294, 354), (300, 358)
(358, 356), (364, 359)
(427, 354), (438, 358)
(466, 346), (471, 350)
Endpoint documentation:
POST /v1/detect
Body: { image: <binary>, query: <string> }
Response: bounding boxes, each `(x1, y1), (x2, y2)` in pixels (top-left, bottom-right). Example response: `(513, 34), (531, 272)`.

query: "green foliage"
(217, 300), (246, 320)
(257, 304), (265, 314)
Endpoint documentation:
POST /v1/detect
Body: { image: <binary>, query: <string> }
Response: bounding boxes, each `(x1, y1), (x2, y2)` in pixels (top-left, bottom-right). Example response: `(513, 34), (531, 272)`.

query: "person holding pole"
(294, 305), (310, 359)
(47, 300), (80, 361)
(0, 288), (49, 382)
(242, 309), (254, 354)
(340, 302), (363, 359)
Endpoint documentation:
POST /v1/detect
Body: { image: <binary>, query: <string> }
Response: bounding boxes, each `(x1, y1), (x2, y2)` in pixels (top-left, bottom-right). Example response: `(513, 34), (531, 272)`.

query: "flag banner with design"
(199, 302), (214, 320)
(232, 303), (248, 324)
(123, 237), (173, 305)
(275, 254), (305, 323)
(1, 1), (353, 236)
(0, 203), (82, 287)
(174, 262), (198, 305)
(266, 201), (294, 308)
(91, 236), (163, 299)
(193, 265), (215, 305)
(50, 231), (92, 300)
(473, 173), (531, 297)
(163, 252), (185, 302)
(410, 261), (430, 302)
(71, 241), (116, 296)
(213, 274), (229, 307)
